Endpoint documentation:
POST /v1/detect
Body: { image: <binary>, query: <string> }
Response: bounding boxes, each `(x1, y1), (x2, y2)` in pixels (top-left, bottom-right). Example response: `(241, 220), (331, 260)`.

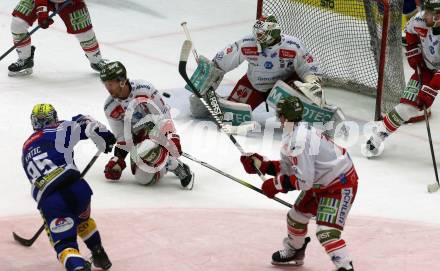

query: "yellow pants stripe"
(77, 218), (97, 241)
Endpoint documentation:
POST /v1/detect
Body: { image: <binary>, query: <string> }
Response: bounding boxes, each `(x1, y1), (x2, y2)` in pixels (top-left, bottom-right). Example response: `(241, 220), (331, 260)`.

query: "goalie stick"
(179, 40), (266, 182)
(182, 152), (292, 208)
(12, 150), (102, 247)
(0, 0), (72, 62)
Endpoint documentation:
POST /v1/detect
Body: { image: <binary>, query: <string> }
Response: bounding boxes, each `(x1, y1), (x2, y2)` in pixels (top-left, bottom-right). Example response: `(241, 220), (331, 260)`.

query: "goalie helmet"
(252, 14), (281, 49)
(31, 103), (58, 130)
(100, 61), (127, 82)
(424, 0), (440, 12)
(276, 96), (304, 122)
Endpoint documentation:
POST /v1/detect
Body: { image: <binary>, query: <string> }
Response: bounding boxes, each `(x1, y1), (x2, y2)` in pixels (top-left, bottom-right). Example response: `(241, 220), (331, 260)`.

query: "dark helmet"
(100, 61), (127, 82)
(276, 96), (304, 122)
(31, 103), (58, 130)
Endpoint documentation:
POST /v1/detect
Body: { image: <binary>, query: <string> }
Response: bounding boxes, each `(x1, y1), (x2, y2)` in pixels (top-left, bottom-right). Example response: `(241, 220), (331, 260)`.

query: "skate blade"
(271, 259), (304, 266)
(182, 172), (195, 190)
(8, 68), (33, 77)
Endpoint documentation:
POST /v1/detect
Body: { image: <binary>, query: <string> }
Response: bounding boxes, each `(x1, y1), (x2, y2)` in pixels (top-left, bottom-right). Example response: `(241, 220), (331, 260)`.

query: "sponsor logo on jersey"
(215, 51), (224, 60)
(271, 52), (278, 58)
(23, 131), (43, 151)
(264, 61), (273, 69)
(414, 27), (428, 38)
(279, 49), (297, 58)
(286, 40), (301, 49)
(305, 54), (314, 63)
(337, 188), (353, 226)
(50, 217), (74, 233)
(232, 85), (252, 101)
(226, 46), (233, 54)
(241, 47), (258, 56)
(110, 105), (125, 119)
(242, 37), (255, 42)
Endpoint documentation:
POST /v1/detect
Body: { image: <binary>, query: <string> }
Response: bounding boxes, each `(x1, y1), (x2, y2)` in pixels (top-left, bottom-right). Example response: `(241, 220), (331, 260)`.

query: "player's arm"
(291, 43), (324, 106)
(404, 17), (423, 70)
(212, 37), (247, 73)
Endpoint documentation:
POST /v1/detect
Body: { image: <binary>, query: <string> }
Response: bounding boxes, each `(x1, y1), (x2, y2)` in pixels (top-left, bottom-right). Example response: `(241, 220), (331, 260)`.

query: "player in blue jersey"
(21, 104), (116, 271)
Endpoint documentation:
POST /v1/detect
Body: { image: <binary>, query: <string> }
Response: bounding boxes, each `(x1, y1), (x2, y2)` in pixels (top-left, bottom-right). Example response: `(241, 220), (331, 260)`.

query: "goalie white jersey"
(280, 123), (354, 191)
(405, 12), (440, 70)
(213, 34), (320, 92)
(103, 79), (173, 146)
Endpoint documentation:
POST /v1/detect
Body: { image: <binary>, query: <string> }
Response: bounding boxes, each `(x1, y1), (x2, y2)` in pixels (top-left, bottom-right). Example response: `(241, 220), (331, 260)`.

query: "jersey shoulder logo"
(241, 47), (258, 56)
(279, 49), (297, 58)
(110, 105), (125, 119)
(414, 26), (428, 38)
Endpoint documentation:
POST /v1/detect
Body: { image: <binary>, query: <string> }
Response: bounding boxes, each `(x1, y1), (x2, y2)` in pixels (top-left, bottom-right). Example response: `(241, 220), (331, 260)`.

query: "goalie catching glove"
(293, 74), (323, 107)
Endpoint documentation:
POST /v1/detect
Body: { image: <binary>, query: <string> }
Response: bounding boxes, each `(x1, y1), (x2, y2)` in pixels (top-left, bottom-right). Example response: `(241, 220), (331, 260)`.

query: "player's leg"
(315, 183), (358, 271)
(9, 0), (38, 76)
(271, 191), (314, 266)
(73, 180), (112, 270)
(364, 69), (434, 157)
(227, 74), (268, 110)
(58, 0), (106, 71)
(39, 190), (90, 271)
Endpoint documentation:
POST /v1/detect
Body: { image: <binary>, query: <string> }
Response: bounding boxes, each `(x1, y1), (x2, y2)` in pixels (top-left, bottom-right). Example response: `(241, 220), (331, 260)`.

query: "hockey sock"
(316, 225), (352, 269)
(284, 209), (309, 250)
(78, 218), (102, 250)
(58, 247), (88, 271)
(11, 16), (31, 59)
(383, 103), (420, 133)
(75, 29), (102, 64)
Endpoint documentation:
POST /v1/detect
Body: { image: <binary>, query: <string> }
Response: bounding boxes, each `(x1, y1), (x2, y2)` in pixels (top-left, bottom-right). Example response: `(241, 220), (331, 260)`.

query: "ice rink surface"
(0, 0), (439, 270)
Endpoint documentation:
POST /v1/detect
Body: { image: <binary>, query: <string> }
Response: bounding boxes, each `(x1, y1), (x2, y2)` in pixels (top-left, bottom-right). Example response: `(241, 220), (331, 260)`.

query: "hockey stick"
(12, 150), (102, 247)
(424, 104), (440, 193)
(179, 40), (266, 182)
(0, 0), (72, 62)
(416, 66), (440, 193)
(182, 152), (292, 208)
(180, 22), (199, 63)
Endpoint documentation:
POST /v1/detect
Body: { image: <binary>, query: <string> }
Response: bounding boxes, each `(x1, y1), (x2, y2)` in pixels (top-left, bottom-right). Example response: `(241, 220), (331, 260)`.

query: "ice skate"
(271, 237), (311, 266)
(335, 261), (354, 271)
(73, 261), (91, 271)
(8, 45), (35, 77)
(362, 123), (389, 158)
(170, 160), (194, 190)
(90, 59), (109, 72)
(91, 245), (112, 270)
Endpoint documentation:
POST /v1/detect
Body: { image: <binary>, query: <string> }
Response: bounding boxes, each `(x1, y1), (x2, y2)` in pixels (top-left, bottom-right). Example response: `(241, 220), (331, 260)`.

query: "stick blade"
(12, 232), (33, 247)
(427, 183), (440, 193)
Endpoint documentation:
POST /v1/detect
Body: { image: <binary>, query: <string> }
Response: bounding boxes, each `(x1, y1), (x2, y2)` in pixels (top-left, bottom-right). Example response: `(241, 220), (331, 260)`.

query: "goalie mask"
(31, 103), (58, 130)
(100, 61), (127, 82)
(276, 96), (304, 122)
(252, 14), (281, 50)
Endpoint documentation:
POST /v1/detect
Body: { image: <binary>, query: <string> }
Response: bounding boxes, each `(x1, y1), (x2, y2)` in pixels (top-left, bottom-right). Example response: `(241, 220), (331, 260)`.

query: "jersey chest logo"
(241, 47), (258, 56)
(110, 105), (125, 119)
(414, 27), (428, 38)
(279, 49), (297, 58)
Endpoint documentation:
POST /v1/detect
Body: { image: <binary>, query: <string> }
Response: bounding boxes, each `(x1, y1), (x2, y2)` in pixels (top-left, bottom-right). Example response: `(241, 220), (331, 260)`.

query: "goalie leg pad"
(266, 80), (336, 123)
(189, 94), (210, 118)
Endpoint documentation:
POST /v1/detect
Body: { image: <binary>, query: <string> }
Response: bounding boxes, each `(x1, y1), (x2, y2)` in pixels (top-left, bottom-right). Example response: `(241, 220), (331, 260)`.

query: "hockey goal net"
(257, 0), (405, 120)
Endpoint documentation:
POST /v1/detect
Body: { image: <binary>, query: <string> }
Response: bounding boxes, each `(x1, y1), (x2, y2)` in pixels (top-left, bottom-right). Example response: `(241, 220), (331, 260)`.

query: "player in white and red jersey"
(240, 97), (357, 271)
(8, 0), (107, 76)
(213, 14), (323, 109)
(364, 0), (440, 157)
(100, 61), (194, 189)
